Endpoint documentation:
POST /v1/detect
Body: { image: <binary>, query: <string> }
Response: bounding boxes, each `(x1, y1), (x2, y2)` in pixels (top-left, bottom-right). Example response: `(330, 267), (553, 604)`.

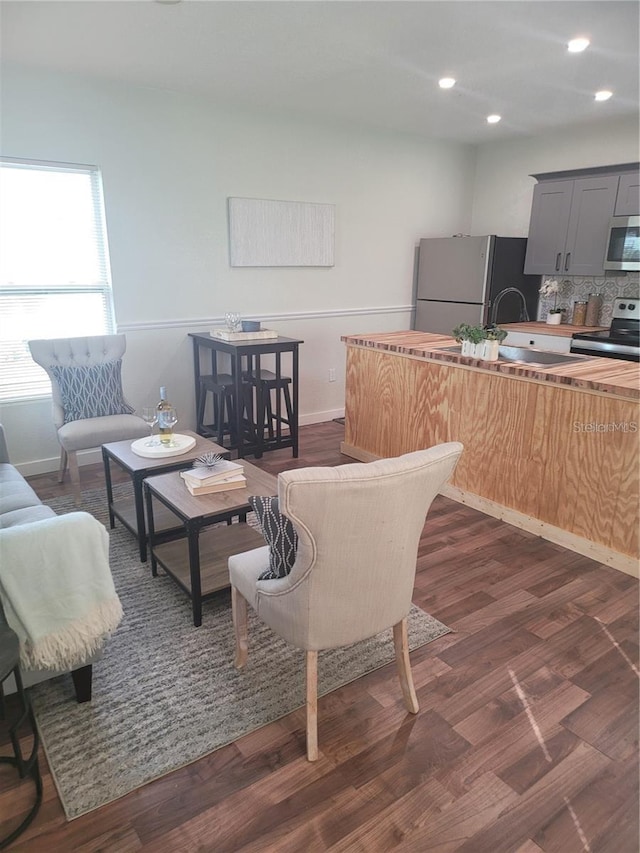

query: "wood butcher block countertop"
(500, 321), (608, 337)
(341, 331), (640, 400)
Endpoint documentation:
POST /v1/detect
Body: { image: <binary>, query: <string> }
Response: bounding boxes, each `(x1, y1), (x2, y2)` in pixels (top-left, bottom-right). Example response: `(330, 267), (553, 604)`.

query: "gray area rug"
(32, 485), (450, 820)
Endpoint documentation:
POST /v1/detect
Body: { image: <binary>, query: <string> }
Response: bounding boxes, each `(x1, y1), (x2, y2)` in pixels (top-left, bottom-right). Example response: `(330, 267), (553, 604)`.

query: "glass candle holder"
(572, 301), (587, 326)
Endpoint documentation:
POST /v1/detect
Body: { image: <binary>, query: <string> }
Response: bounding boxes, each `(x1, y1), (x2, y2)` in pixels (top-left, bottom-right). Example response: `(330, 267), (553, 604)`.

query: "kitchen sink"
(497, 346), (586, 366)
(439, 345), (587, 367)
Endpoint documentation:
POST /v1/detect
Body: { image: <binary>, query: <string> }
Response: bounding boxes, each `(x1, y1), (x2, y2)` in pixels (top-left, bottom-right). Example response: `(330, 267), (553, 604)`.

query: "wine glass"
(157, 407), (178, 446)
(141, 407), (158, 446)
(225, 312), (242, 333)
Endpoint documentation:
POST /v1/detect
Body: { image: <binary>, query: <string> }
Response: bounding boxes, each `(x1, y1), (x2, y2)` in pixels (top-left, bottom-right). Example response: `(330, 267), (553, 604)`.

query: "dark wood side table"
(188, 332), (303, 458)
(143, 461), (277, 626)
(101, 431), (229, 563)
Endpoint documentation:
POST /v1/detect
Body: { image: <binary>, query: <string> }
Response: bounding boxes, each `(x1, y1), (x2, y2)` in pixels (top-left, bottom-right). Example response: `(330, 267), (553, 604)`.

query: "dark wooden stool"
(197, 374), (257, 449)
(0, 617), (42, 850)
(243, 368), (294, 450)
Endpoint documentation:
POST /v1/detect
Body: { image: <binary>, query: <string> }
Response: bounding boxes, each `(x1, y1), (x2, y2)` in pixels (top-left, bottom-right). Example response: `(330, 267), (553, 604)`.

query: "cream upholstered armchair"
(28, 335), (148, 505)
(229, 442), (463, 761)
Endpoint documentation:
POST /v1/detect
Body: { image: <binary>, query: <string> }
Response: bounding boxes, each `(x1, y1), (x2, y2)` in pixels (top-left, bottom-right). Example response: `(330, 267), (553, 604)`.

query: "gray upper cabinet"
(524, 174), (619, 276)
(524, 163), (639, 277)
(614, 173), (640, 216)
(523, 180), (574, 274)
(563, 175), (619, 276)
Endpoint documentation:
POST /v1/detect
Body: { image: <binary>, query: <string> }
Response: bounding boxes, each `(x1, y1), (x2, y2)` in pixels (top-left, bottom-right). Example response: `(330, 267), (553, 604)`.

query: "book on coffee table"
(181, 473), (247, 496)
(181, 459), (244, 486)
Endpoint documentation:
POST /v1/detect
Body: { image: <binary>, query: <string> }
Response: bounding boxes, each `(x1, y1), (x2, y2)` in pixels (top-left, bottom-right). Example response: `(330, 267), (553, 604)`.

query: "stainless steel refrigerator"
(414, 236), (540, 334)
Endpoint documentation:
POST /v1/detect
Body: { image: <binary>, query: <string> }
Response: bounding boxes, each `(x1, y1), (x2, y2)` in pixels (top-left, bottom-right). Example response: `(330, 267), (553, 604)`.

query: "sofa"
(0, 425), (122, 702)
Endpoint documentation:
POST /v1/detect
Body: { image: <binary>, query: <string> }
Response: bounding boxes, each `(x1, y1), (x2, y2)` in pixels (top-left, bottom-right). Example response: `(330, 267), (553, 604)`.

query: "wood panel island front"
(341, 331), (639, 576)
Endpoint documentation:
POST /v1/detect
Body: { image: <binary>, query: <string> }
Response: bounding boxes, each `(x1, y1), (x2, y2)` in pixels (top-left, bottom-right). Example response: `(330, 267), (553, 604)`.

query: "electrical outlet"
(328, 368), (336, 382)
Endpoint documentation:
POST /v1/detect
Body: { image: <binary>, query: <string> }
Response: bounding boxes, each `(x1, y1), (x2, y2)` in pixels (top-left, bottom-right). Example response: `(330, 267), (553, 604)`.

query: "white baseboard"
(299, 408), (344, 426)
(15, 448), (103, 478)
(15, 412), (345, 477)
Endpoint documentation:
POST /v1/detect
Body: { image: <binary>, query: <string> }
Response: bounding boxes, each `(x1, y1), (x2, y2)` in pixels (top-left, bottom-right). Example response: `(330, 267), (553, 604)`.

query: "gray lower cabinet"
(524, 174), (619, 276)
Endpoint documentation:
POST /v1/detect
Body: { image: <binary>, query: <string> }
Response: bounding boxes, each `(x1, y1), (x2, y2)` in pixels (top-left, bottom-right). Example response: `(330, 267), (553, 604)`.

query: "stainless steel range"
(570, 297), (639, 362)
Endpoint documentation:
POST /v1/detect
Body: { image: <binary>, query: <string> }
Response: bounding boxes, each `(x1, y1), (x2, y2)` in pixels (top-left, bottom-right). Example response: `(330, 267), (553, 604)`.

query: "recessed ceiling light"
(595, 90), (613, 101)
(439, 78), (456, 89)
(567, 37), (590, 53)
(486, 114), (501, 124)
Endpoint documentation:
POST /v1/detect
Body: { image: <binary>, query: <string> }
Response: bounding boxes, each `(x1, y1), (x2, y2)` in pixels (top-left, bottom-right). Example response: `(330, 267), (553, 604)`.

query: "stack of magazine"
(180, 459), (246, 495)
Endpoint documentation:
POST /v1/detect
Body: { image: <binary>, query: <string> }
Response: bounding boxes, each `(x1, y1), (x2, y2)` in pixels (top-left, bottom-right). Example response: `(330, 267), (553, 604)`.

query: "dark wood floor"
(2, 421), (638, 852)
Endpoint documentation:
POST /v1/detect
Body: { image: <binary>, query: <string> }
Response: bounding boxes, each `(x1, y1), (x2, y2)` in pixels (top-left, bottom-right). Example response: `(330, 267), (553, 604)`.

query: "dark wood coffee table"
(143, 460), (277, 626)
(102, 430), (229, 562)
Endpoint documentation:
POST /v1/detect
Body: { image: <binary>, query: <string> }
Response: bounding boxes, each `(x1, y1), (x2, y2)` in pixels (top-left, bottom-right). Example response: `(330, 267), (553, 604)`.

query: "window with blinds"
(0, 158), (116, 401)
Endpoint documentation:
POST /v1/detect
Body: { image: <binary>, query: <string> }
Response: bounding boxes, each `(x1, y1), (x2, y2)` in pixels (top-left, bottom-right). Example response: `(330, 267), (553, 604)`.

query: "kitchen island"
(341, 331), (639, 575)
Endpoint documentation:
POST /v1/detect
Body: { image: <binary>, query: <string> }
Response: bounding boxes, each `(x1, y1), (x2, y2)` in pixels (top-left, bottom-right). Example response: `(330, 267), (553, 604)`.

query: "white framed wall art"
(228, 197), (335, 267)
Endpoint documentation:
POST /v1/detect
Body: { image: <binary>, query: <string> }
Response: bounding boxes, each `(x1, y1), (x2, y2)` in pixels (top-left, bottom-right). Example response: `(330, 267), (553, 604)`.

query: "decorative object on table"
(193, 451), (227, 469)
(130, 433), (196, 459)
(452, 323), (506, 361)
(141, 407), (159, 446)
(241, 320), (261, 332)
(585, 293), (603, 327)
(224, 312), (242, 333)
(210, 327), (279, 341)
(540, 278), (563, 324)
(187, 457), (244, 482)
(156, 387), (177, 446)
(572, 300), (588, 326)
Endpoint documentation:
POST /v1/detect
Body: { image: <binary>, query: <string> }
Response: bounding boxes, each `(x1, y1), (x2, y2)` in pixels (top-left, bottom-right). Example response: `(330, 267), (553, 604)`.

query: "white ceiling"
(2, 0), (638, 144)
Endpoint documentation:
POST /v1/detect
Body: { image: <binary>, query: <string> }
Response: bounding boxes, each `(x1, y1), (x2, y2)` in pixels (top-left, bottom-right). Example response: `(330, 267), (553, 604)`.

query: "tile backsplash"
(537, 273), (640, 326)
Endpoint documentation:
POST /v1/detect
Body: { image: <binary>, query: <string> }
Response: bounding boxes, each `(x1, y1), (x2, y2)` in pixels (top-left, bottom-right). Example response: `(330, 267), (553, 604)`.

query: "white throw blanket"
(0, 512), (123, 671)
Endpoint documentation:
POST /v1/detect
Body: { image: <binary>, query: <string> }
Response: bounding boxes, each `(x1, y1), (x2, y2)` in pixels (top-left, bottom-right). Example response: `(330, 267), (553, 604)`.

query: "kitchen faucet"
(490, 287), (530, 325)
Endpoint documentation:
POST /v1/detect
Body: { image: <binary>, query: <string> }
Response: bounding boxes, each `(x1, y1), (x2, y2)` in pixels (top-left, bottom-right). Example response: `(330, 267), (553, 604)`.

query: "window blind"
(0, 158), (116, 401)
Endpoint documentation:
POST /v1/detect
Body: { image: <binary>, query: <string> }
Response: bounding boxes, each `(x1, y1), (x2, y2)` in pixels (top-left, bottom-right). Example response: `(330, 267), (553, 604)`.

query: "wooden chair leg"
(57, 447), (68, 484)
(393, 619), (419, 714)
(306, 650), (318, 761)
(232, 587), (248, 669)
(67, 450), (82, 506)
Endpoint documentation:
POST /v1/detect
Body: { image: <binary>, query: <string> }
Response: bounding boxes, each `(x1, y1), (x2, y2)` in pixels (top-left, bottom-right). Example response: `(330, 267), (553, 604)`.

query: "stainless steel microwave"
(603, 215), (640, 271)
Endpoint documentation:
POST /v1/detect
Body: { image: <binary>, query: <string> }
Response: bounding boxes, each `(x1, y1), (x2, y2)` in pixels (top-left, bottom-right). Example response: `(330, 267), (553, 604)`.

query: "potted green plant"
(452, 323), (482, 354)
(540, 279), (563, 324)
(482, 324), (508, 360)
(452, 323), (505, 360)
